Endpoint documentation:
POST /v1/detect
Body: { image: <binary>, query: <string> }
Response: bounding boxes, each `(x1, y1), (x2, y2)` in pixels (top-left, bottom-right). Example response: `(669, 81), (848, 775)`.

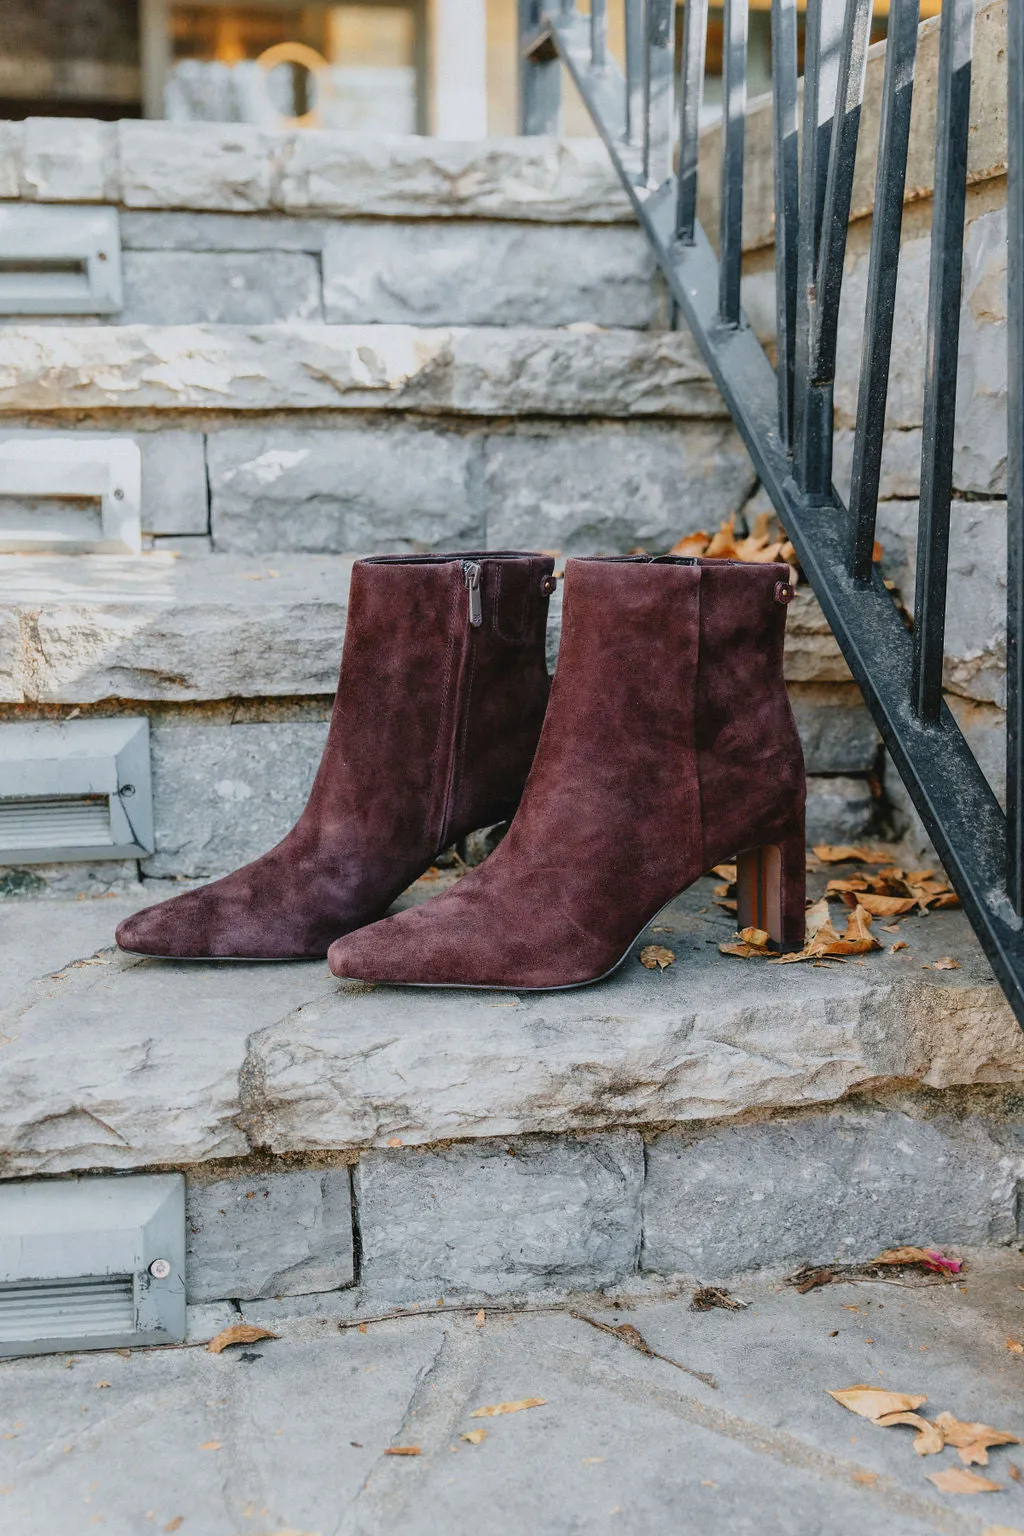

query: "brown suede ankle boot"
(327, 555), (806, 989)
(116, 552), (555, 959)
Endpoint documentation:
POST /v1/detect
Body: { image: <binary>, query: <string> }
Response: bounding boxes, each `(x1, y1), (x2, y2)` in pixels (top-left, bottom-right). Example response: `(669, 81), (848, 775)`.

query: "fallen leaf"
(639, 944), (675, 971)
(199, 1441), (221, 1451)
(932, 956), (961, 970)
(929, 892), (961, 909)
(691, 1285), (747, 1311)
(933, 1413), (1020, 1464)
(1007, 1339), (1024, 1354)
(828, 1387), (927, 1421)
(875, 1411), (945, 1455)
(890, 941), (908, 953)
(852, 1469), (879, 1485)
(613, 1324), (655, 1356)
(846, 893), (917, 916)
(206, 1325), (278, 1354)
(926, 1467), (1003, 1494)
(474, 1310), (485, 1327)
(711, 864), (737, 881)
(384, 1446), (421, 1456)
(95, 1381), (111, 1390)
(1009, 1463), (1023, 1483)
(461, 1430), (487, 1446)
(668, 530), (711, 557)
(812, 845), (891, 864)
(705, 514), (738, 558)
(825, 877), (869, 894)
(470, 1398), (546, 1419)
(981, 1525), (1024, 1536)
(164, 1521), (183, 1533)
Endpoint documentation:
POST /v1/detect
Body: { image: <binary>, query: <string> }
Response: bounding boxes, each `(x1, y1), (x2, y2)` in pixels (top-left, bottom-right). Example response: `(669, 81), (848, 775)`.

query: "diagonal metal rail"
(519, 0), (1024, 1028)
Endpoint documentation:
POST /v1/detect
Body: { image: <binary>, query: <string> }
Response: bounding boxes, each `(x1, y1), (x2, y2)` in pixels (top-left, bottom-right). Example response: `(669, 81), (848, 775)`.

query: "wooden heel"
(736, 824), (806, 950)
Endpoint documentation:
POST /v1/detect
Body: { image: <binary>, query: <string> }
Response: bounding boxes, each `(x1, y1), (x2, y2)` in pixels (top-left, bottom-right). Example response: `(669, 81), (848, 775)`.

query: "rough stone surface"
(207, 425), (483, 554)
(6, 1258), (1024, 1535)
(787, 685), (879, 775)
(876, 499), (1006, 706)
(0, 324), (724, 419)
(120, 211), (332, 252)
(185, 1168), (355, 1303)
(119, 251), (323, 325)
(483, 422), (756, 555)
(355, 1132), (644, 1300)
(19, 117), (118, 203)
(0, 552), (352, 703)
(642, 1108), (1024, 1280)
(145, 719), (328, 877)
(322, 221), (661, 328)
(0, 427), (208, 537)
(0, 555), (844, 704)
(2, 881), (1022, 1178)
(805, 776), (877, 844)
(0, 122), (23, 201)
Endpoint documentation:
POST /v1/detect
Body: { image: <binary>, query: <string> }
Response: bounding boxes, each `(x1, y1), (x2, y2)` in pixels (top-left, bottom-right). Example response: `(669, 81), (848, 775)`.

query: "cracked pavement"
(2, 1252), (1023, 1535)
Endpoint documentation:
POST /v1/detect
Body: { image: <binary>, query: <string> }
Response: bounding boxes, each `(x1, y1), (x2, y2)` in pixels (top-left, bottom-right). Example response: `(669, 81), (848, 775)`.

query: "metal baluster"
(591, 0), (607, 69)
(800, 0), (873, 492)
(1007, 0), (1024, 909)
(910, 0), (973, 722)
(518, 0), (562, 133)
(849, 0), (920, 582)
(718, 0), (748, 325)
(770, 0), (799, 447)
(793, 0), (845, 494)
(676, 0), (709, 243)
(624, 0), (644, 144)
(643, 0), (675, 187)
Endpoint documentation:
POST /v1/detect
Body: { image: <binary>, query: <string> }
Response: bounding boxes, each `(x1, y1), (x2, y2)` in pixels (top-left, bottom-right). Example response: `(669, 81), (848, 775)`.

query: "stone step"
(1, 878), (1022, 1303)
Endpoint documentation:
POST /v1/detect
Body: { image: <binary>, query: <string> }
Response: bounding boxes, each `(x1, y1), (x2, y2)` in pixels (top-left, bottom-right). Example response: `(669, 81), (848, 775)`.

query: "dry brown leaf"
(981, 1525), (1024, 1536)
(95, 1380), (111, 1390)
(934, 1413), (1021, 1464)
(890, 941), (908, 953)
(804, 898), (832, 937)
(828, 1386), (927, 1421)
(1007, 1339), (1024, 1354)
(668, 530), (710, 557)
(384, 1446), (421, 1456)
(461, 1429), (487, 1446)
(719, 939), (768, 958)
(812, 845), (892, 864)
(932, 956), (961, 970)
(1009, 1464), (1023, 1484)
(206, 1324), (278, 1354)
(875, 1411), (945, 1455)
(469, 1398), (546, 1419)
(164, 1520), (183, 1534)
(719, 926), (773, 959)
(613, 1324), (655, 1356)
(711, 863), (737, 881)
(929, 892), (961, 909)
(200, 1441), (221, 1451)
(873, 1247), (934, 1265)
(474, 1309), (485, 1327)
(639, 944), (675, 971)
(926, 1467), (1003, 1494)
(705, 515), (738, 558)
(847, 893), (918, 917)
(825, 877), (869, 894)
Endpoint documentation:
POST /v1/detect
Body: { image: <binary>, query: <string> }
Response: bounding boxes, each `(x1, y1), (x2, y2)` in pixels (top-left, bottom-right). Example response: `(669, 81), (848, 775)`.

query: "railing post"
(1007, 0), (1024, 910)
(643, 0), (675, 187)
(518, 0), (561, 134)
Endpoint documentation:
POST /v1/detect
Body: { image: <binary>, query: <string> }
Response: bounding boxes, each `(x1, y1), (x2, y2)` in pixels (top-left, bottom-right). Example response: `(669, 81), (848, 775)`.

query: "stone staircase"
(0, 121), (1021, 1322)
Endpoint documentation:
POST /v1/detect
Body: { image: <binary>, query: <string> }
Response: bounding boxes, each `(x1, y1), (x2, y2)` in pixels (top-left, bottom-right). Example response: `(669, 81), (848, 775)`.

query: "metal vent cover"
(0, 717), (153, 864)
(0, 205), (122, 315)
(0, 1174), (184, 1357)
(0, 436), (142, 554)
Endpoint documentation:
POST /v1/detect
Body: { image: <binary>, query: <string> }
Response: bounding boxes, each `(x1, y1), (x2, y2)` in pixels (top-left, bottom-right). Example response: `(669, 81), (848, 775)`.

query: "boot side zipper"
(461, 560), (483, 627)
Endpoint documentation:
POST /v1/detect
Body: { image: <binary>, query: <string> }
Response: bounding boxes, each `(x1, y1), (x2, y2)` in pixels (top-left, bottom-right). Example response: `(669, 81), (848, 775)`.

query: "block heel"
(736, 821), (806, 951)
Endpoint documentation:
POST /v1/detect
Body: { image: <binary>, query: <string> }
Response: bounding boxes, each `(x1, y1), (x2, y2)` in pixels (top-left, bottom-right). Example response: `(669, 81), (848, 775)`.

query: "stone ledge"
(0, 324), (722, 419)
(0, 553), (846, 704)
(0, 123), (632, 222)
(2, 882), (1021, 1181)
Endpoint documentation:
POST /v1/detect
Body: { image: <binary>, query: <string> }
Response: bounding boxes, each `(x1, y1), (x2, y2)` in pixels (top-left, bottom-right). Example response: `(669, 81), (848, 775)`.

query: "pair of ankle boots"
(115, 551), (807, 989)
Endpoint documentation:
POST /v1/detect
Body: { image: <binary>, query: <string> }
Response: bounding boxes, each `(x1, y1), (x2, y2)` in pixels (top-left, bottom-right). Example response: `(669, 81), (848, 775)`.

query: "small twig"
(335, 1301), (569, 1331)
(571, 1311), (718, 1390)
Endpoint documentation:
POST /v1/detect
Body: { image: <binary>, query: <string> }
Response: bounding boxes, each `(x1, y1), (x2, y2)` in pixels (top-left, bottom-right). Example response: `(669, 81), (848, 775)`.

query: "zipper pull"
(461, 560), (483, 628)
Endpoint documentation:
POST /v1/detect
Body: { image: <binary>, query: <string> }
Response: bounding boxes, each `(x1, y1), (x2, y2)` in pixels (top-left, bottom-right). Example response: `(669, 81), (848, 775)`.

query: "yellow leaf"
(934, 1413), (1021, 1464)
(206, 1324), (278, 1354)
(163, 1520), (183, 1534)
(927, 1467), (1003, 1494)
(711, 864), (737, 882)
(848, 893), (917, 917)
(470, 1398), (547, 1419)
(932, 956), (961, 970)
(812, 845), (891, 864)
(200, 1441), (221, 1451)
(668, 531), (710, 557)
(828, 1386), (927, 1422)
(461, 1429), (487, 1446)
(474, 1309), (485, 1327)
(639, 945), (675, 971)
(875, 1411), (945, 1455)
(1007, 1339), (1024, 1354)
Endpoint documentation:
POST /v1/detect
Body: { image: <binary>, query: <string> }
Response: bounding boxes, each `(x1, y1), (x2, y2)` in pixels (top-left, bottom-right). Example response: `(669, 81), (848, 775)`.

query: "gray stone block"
(805, 775), (877, 844)
(207, 425), (483, 554)
(876, 499), (1006, 705)
(484, 422), (757, 555)
(185, 1168), (355, 1302)
(145, 719), (328, 878)
(121, 211), (331, 252)
(788, 686), (879, 775)
(120, 250), (323, 325)
(20, 118), (117, 203)
(641, 1108), (1024, 1280)
(354, 1132), (644, 1300)
(322, 221), (661, 328)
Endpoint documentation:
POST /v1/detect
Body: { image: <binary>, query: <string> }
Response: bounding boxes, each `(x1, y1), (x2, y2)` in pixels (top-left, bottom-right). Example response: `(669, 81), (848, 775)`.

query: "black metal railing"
(518, 0), (1024, 1028)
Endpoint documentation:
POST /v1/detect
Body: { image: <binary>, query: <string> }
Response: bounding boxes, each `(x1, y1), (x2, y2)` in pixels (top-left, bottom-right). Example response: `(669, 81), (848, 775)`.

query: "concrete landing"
(2, 875), (1023, 1179)
(2, 1251), (1022, 1536)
